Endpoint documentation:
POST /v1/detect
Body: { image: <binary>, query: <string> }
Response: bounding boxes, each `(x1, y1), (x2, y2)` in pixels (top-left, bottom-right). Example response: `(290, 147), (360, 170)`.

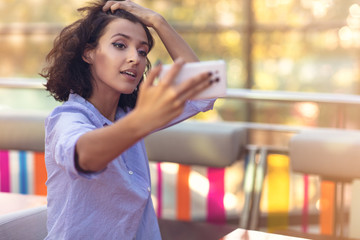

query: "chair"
(0, 205), (47, 240)
(0, 111), (46, 152)
(0, 115), (248, 239)
(145, 120), (247, 168)
(145, 120), (248, 239)
(289, 128), (360, 238)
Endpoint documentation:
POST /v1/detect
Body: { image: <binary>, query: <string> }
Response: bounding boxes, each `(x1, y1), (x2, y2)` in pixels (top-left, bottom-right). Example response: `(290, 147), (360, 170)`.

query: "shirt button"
(128, 171), (133, 175)
(147, 187), (151, 192)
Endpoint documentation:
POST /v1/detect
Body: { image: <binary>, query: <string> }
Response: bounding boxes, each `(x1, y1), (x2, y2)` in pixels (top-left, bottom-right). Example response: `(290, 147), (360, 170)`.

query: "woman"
(41, 0), (216, 239)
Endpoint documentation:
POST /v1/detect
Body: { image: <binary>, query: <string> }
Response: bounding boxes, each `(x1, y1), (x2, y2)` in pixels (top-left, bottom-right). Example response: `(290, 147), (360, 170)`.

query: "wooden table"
(0, 192), (47, 215)
(221, 228), (309, 240)
(222, 228), (360, 240)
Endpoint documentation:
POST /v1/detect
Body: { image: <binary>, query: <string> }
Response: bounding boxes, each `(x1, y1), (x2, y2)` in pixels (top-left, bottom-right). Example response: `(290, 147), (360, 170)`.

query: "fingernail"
(208, 72), (213, 77)
(214, 78), (220, 82)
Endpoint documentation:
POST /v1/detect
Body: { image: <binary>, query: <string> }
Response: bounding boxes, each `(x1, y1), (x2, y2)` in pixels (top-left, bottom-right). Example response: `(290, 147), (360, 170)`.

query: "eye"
(138, 50), (148, 57)
(112, 42), (126, 49)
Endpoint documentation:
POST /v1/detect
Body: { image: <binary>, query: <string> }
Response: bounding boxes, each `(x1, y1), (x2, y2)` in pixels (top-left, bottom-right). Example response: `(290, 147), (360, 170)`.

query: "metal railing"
(2, 77), (360, 105)
(2, 77), (359, 132)
(0, 78), (46, 89)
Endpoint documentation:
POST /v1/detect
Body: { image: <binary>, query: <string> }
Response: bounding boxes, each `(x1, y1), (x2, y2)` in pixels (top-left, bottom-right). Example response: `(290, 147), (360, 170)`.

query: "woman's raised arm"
(103, 0), (199, 62)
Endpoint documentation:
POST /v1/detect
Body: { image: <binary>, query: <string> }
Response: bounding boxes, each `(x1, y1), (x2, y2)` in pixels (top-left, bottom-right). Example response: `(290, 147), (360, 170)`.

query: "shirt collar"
(68, 93), (125, 125)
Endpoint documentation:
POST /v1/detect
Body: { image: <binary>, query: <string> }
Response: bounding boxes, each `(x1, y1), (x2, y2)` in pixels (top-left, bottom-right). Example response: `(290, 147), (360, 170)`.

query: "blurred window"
(1, 0), (359, 128)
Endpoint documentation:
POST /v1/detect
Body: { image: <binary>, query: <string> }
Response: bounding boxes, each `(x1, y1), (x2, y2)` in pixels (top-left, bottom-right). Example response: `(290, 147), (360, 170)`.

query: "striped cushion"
(149, 161), (243, 222)
(0, 150), (46, 196)
(0, 149), (244, 221)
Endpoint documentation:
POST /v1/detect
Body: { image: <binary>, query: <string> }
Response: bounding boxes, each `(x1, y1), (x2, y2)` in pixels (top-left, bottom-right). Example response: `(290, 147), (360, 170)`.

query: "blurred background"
(1, 0), (360, 237)
(2, 0), (360, 128)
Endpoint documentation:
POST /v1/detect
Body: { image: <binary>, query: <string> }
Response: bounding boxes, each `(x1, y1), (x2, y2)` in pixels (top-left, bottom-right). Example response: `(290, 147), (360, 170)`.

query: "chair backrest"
(145, 121), (247, 168)
(0, 112), (247, 168)
(0, 205), (47, 240)
(0, 111), (46, 152)
(289, 129), (360, 181)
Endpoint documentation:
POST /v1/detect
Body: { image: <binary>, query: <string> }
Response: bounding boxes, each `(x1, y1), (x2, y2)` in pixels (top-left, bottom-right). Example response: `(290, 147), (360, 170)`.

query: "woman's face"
(86, 18), (149, 96)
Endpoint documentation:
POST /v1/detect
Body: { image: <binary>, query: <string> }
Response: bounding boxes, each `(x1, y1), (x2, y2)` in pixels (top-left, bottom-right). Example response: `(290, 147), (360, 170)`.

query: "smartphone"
(158, 60), (227, 99)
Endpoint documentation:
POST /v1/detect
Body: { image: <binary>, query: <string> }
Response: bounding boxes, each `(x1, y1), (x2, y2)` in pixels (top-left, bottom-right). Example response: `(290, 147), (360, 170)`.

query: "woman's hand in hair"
(103, 0), (198, 63)
(103, 0), (162, 28)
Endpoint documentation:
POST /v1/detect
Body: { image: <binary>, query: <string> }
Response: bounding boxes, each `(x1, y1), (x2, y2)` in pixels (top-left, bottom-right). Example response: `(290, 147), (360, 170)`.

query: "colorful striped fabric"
(0, 150), (47, 196)
(264, 153), (334, 235)
(1, 151), (240, 221)
(207, 168), (226, 223)
(302, 174), (309, 233)
(320, 180), (335, 235)
(177, 164), (191, 221)
(266, 154), (290, 231)
(0, 149), (330, 232)
(149, 161), (243, 222)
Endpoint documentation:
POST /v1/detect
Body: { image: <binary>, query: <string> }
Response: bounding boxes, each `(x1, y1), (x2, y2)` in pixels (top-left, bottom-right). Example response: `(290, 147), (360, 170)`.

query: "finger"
(176, 72), (213, 100)
(142, 64), (162, 88)
(104, 1), (130, 13)
(177, 71), (211, 93)
(102, 1), (118, 12)
(110, 2), (125, 13)
(187, 78), (213, 100)
(181, 80), (212, 101)
(160, 58), (185, 86)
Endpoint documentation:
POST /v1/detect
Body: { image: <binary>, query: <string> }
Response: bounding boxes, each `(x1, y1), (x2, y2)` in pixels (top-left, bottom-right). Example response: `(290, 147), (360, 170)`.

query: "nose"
(127, 47), (140, 64)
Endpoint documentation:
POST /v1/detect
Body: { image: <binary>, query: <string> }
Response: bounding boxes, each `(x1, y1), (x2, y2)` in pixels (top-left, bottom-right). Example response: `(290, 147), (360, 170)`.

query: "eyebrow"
(111, 33), (149, 47)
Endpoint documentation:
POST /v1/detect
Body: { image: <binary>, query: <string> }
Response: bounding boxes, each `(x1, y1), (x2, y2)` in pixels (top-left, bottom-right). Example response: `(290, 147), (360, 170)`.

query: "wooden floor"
(158, 219), (238, 240)
(275, 230), (360, 240)
(158, 219), (360, 240)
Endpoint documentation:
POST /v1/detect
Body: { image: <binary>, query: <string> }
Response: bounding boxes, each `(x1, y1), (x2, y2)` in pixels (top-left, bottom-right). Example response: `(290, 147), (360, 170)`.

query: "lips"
(120, 69), (137, 79)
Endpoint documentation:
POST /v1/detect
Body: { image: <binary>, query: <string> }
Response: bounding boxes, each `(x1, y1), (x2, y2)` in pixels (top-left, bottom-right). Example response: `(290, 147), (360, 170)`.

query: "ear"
(82, 48), (94, 64)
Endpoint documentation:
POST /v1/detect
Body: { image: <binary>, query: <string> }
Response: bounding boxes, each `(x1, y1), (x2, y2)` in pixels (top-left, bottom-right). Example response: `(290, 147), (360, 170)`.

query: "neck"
(88, 94), (120, 122)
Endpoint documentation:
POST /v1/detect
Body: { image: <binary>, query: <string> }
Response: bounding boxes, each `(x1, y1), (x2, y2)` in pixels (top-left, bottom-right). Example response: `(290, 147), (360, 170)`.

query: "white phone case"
(158, 60), (227, 99)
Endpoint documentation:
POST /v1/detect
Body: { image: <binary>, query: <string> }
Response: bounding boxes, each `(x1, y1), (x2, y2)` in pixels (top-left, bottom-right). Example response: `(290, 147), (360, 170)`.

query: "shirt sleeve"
(46, 108), (102, 180)
(162, 98), (216, 129)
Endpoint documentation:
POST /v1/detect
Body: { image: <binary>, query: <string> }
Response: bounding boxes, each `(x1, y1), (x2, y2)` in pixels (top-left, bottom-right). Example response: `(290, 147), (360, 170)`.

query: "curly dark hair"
(40, 0), (154, 110)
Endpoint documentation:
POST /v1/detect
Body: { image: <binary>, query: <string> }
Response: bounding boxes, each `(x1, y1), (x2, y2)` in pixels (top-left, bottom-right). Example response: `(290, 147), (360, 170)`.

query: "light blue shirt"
(44, 93), (215, 240)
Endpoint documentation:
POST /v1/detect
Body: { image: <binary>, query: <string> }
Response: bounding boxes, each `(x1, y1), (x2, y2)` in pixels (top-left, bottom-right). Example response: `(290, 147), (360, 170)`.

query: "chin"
(120, 88), (136, 95)
(116, 83), (139, 95)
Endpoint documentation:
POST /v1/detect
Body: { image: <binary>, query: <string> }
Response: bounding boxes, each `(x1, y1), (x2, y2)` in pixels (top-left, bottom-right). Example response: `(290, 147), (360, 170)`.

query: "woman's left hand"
(103, 0), (161, 28)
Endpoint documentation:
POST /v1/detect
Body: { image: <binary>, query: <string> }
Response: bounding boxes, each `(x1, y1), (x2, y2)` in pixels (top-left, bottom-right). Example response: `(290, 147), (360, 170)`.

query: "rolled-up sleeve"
(46, 110), (100, 179)
(163, 98), (216, 128)
(187, 98), (216, 113)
